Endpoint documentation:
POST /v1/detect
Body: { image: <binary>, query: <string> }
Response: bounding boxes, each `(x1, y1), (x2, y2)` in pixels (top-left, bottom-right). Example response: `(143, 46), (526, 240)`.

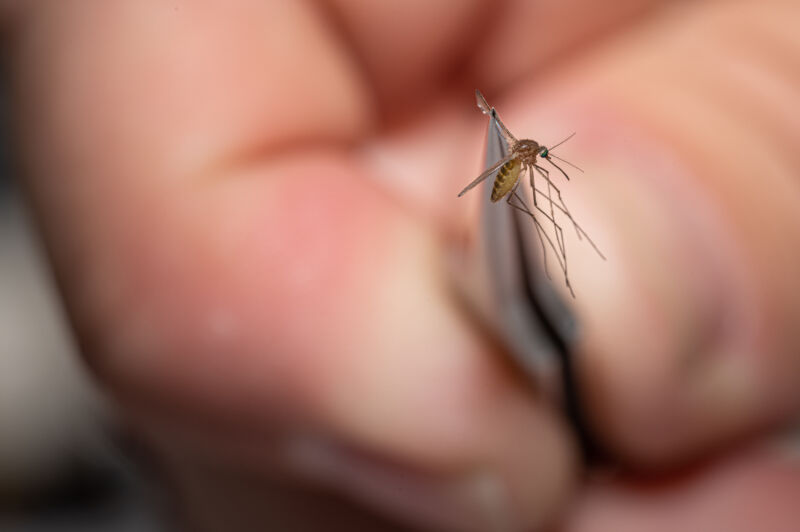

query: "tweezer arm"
(475, 109), (598, 459)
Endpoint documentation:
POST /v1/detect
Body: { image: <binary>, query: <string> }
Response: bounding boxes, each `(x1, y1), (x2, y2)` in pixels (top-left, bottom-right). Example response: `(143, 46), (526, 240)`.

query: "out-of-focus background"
(0, 89), (163, 530)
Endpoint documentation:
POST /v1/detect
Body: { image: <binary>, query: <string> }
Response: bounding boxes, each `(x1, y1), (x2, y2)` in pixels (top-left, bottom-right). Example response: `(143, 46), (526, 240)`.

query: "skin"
(6, 1), (800, 530)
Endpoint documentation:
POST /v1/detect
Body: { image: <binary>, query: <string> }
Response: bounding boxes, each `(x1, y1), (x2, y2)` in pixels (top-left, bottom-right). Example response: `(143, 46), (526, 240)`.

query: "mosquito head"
(539, 133), (584, 174)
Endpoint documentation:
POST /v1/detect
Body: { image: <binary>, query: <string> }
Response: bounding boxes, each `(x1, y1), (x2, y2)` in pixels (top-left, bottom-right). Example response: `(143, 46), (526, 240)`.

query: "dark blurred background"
(0, 80), (164, 531)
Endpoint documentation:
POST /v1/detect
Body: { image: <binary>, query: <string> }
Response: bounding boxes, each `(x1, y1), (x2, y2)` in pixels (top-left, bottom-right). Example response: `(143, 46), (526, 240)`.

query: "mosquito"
(458, 90), (605, 297)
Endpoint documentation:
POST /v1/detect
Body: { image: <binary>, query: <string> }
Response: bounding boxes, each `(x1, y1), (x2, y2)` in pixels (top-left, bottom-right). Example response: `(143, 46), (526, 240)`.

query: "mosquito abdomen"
(491, 157), (522, 202)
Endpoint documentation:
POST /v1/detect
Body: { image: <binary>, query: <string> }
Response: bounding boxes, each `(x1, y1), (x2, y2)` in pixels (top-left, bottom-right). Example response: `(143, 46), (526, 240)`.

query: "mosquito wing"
(458, 154), (514, 197)
(475, 89), (493, 116)
(475, 89), (517, 148)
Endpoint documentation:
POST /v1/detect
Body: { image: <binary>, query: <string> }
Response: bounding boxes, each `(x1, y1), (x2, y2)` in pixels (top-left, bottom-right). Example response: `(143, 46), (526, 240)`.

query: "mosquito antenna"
(550, 153), (584, 173)
(548, 132), (576, 151)
(545, 133), (583, 172)
(544, 158), (570, 181)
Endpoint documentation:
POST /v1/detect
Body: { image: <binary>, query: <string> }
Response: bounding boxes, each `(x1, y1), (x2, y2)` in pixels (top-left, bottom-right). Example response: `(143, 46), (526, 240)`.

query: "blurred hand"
(7, 1), (800, 530)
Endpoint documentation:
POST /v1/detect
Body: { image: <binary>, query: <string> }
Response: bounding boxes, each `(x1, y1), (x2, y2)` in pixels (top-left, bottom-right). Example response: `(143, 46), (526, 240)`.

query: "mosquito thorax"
(513, 139), (541, 162)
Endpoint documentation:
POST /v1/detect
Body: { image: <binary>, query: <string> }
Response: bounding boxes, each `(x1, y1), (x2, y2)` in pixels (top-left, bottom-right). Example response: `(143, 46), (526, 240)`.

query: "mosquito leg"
(526, 196), (567, 258)
(528, 164), (563, 265)
(526, 164), (539, 208)
(545, 177), (564, 256)
(505, 185), (534, 217)
(535, 164), (581, 241)
(532, 164), (607, 264)
(534, 163), (550, 183)
(534, 164), (566, 204)
(536, 163), (606, 256)
(538, 160), (587, 240)
(507, 188), (572, 287)
(533, 164), (572, 222)
(507, 189), (553, 280)
(520, 188), (573, 297)
(530, 186), (607, 261)
(526, 169), (567, 258)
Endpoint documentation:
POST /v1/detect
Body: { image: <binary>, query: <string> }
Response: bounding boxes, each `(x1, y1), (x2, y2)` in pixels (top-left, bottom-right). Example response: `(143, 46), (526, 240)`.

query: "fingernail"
(282, 435), (522, 532)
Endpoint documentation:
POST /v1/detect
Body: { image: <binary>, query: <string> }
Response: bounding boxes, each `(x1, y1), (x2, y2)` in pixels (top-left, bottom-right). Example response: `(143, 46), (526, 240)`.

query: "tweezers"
(462, 98), (599, 461)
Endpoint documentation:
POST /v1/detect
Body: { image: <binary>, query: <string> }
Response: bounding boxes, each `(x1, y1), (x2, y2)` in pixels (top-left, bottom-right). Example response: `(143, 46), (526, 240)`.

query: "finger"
(466, 0), (667, 93)
(10, 2), (576, 530)
(322, 0), (486, 108)
(492, 0), (800, 465)
(322, 0), (668, 111)
(563, 442), (800, 532)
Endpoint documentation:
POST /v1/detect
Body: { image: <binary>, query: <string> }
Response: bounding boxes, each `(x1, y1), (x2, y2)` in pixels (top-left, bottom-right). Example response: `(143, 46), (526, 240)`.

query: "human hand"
(8, 1), (800, 530)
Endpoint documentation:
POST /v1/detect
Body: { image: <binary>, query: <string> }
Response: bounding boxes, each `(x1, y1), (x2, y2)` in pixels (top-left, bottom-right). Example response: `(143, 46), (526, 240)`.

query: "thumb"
(506, 0), (800, 466)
